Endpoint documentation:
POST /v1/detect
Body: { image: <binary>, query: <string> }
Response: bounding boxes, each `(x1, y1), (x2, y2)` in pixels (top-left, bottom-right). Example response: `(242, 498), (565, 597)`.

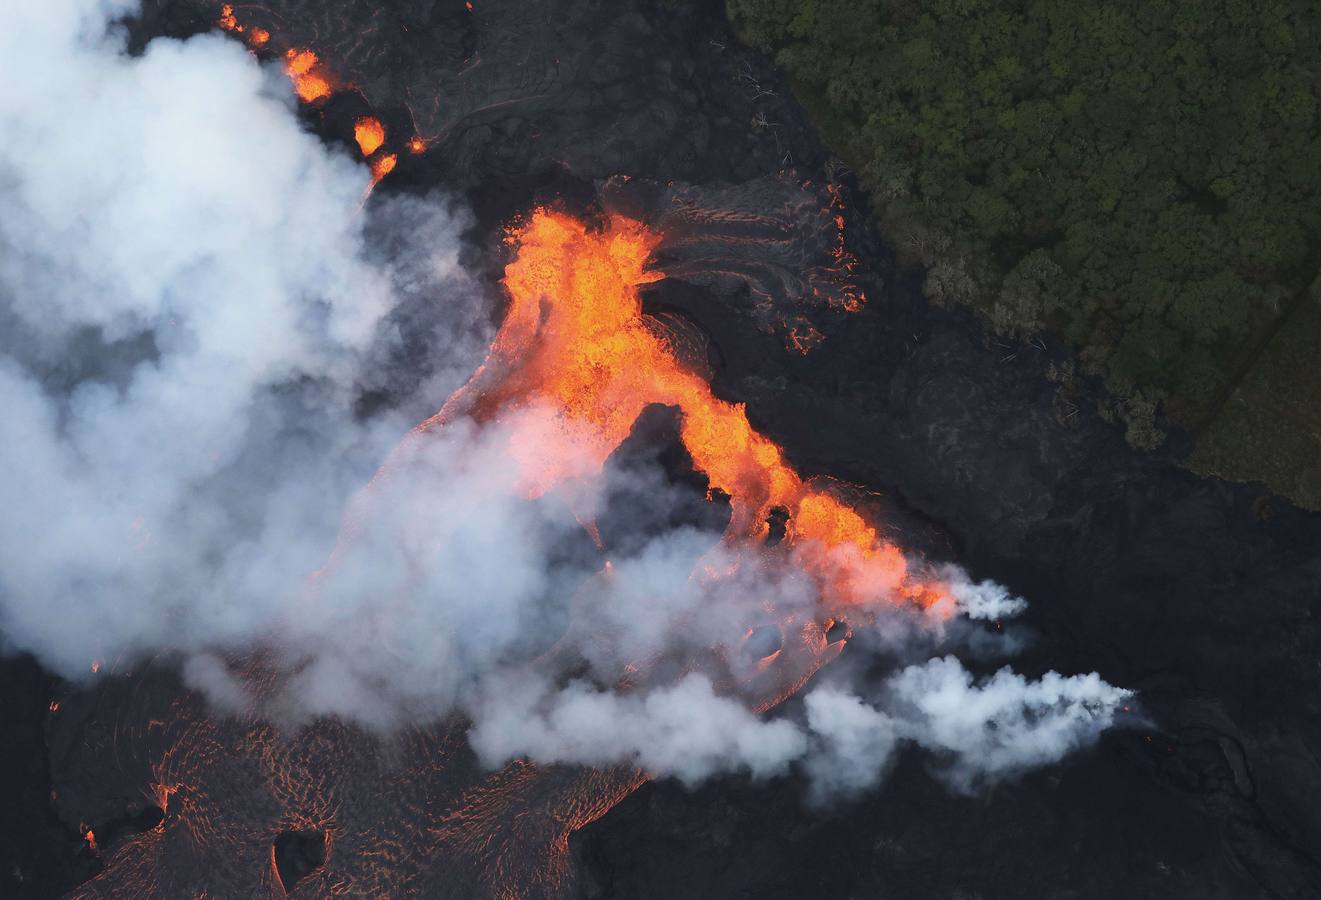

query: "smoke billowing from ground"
(1, 0), (1129, 802)
(0, 0), (485, 672)
(468, 580), (1129, 798)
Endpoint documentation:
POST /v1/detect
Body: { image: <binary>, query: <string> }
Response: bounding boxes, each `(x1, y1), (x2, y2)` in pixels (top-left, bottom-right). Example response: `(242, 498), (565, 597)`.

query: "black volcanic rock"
(272, 829), (327, 893)
(0, 656), (98, 899)
(596, 403), (730, 558)
(44, 664), (645, 899)
(600, 173), (865, 350)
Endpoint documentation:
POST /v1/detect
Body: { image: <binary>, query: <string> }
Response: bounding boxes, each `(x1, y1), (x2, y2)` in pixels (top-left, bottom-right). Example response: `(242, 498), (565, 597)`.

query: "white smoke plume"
(0, 0), (1131, 802)
(939, 566), (1029, 621)
(471, 672), (809, 786)
(0, 0), (485, 675)
(804, 658), (1131, 798)
(469, 616), (1131, 799)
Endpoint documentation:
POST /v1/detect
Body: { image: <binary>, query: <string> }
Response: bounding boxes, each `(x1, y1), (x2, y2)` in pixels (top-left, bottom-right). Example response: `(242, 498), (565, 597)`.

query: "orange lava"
(213, 11), (331, 125)
(216, 7), (269, 49)
(449, 210), (943, 612)
(284, 48), (316, 76)
(354, 116), (386, 156)
(370, 153), (398, 183)
(216, 13), (398, 184)
(284, 49), (332, 103)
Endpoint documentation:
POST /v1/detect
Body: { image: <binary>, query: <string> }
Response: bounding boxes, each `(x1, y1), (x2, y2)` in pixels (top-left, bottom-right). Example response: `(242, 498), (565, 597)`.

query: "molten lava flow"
(451, 210), (942, 613)
(217, 5), (268, 49)
(216, 9), (406, 188)
(284, 49), (332, 103)
(370, 152), (398, 184)
(824, 181), (865, 314)
(354, 116), (386, 157)
(217, 7), (333, 106)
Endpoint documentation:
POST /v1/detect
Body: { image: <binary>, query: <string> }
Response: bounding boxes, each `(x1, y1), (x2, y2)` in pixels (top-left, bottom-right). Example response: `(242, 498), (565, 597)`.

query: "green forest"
(728, 0), (1321, 508)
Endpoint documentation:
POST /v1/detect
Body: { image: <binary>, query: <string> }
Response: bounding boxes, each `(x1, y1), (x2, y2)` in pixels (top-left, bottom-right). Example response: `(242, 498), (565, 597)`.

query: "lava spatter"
(216, 8), (333, 105)
(369, 152), (397, 184)
(216, 9), (426, 189)
(354, 116), (386, 156)
(216, 5), (270, 51)
(283, 48), (332, 103)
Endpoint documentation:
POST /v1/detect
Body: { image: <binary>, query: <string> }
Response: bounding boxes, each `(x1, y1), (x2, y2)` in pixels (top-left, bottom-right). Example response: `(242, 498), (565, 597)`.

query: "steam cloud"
(0, 0), (485, 672)
(0, 0), (1130, 801)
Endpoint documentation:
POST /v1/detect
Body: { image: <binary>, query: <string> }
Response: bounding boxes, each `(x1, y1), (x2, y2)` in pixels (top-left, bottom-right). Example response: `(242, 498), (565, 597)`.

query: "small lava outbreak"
(217, 5), (405, 189)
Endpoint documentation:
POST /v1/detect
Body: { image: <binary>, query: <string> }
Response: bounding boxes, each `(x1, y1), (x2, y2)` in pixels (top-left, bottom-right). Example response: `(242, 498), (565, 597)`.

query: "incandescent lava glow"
(217, 5), (268, 49)
(283, 49), (332, 103)
(369, 152), (398, 184)
(354, 116), (386, 156)
(217, 8), (328, 100)
(215, 10), (402, 187)
(419, 210), (947, 617)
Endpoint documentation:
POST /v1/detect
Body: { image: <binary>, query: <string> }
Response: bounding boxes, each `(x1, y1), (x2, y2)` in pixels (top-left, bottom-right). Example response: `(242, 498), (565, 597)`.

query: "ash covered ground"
(3, 1), (1321, 897)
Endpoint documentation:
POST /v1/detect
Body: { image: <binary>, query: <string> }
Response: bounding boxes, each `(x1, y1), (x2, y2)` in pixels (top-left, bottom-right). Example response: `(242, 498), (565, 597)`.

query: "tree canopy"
(730, 0), (1321, 506)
